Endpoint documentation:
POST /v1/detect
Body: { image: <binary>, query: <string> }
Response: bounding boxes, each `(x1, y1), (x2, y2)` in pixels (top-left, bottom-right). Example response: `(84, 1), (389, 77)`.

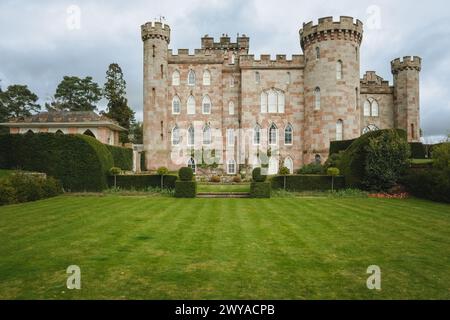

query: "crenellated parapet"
(239, 54), (304, 69)
(141, 21), (171, 43)
(300, 16), (363, 50)
(360, 71), (393, 94)
(201, 34), (249, 52)
(168, 49), (225, 64)
(391, 56), (422, 74)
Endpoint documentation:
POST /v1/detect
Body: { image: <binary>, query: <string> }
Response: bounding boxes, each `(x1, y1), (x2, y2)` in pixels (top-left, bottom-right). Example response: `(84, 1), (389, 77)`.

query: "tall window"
(187, 95), (196, 115)
(188, 70), (196, 86)
(269, 123), (277, 145)
(188, 126), (195, 146)
(364, 100), (371, 116)
(260, 92), (268, 113)
(261, 89), (285, 113)
(314, 87), (321, 110)
(255, 71), (260, 84)
(172, 95), (181, 114)
(230, 76), (235, 88)
(203, 125), (211, 145)
(172, 125), (180, 145)
(316, 47), (320, 60)
(364, 98), (379, 117)
(371, 100), (379, 117)
(227, 129), (234, 146)
(336, 60), (343, 80)
(284, 124), (293, 145)
(203, 69), (211, 86)
(336, 119), (343, 141)
(253, 124), (261, 145)
(228, 101), (235, 115)
(284, 157), (293, 174)
(188, 157), (196, 173)
(231, 53), (236, 64)
(172, 70), (180, 86)
(286, 72), (291, 84)
(202, 95), (211, 114)
(227, 159), (236, 174)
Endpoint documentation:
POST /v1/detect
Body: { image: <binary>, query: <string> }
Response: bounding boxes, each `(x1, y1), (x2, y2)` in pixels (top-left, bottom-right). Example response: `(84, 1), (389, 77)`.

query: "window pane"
(202, 96), (211, 114)
(254, 126), (261, 145)
(364, 100), (371, 116)
(229, 101), (235, 115)
(371, 100), (379, 117)
(187, 96), (195, 115)
(188, 70), (195, 85)
(203, 70), (211, 86)
(285, 125), (293, 145)
(314, 88), (320, 110)
(260, 92), (267, 113)
(278, 92), (285, 113)
(188, 127), (195, 145)
(336, 120), (343, 141)
(227, 129), (234, 146)
(172, 71), (180, 86)
(268, 90), (277, 113)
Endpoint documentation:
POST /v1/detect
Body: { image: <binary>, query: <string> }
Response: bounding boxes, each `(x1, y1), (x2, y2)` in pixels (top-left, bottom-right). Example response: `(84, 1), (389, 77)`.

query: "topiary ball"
(179, 167), (194, 181)
(252, 167), (266, 182)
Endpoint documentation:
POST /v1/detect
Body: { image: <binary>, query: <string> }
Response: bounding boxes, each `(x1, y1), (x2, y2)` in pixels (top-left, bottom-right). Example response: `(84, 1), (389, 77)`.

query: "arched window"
(278, 91), (285, 113)
(284, 157), (293, 174)
(228, 101), (235, 115)
(253, 124), (261, 145)
(268, 90), (277, 113)
(188, 70), (196, 86)
(260, 92), (268, 113)
(269, 123), (278, 145)
(336, 119), (343, 141)
(364, 100), (371, 116)
(187, 95), (196, 115)
(371, 100), (379, 117)
(188, 157), (196, 173)
(203, 125), (211, 145)
(336, 60), (343, 80)
(25, 129), (34, 134)
(284, 124), (293, 145)
(202, 95), (211, 114)
(227, 159), (236, 174)
(268, 157), (279, 175)
(55, 130), (64, 135)
(203, 69), (211, 86)
(172, 70), (180, 86)
(172, 125), (180, 145)
(172, 95), (181, 114)
(83, 129), (95, 138)
(188, 126), (195, 146)
(231, 53), (236, 64)
(362, 124), (379, 134)
(314, 87), (321, 110)
(315, 154), (322, 164)
(286, 72), (291, 84)
(316, 47), (320, 60)
(255, 71), (260, 84)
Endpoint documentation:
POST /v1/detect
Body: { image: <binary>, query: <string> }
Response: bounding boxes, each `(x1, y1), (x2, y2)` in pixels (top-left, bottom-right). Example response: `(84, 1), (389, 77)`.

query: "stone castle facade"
(141, 16), (421, 175)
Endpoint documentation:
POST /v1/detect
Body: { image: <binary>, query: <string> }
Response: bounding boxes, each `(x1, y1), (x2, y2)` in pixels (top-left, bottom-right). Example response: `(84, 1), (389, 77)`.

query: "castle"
(141, 16), (421, 175)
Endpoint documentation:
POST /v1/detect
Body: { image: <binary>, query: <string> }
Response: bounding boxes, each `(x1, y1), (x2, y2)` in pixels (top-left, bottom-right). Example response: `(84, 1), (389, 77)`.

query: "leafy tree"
(278, 166), (290, 190)
(0, 85), (40, 119)
(103, 63), (135, 143)
(53, 76), (102, 111)
(129, 121), (143, 144)
(109, 167), (122, 189)
(432, 143), (450, 170)
(363, 130), (410, 191)
(157, 167), (169, 189)
(327, 167), (340, 192)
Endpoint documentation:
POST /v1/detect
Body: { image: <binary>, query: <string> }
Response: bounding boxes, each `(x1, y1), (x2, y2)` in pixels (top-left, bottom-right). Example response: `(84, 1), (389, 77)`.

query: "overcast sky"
(0, 0), (449, 140)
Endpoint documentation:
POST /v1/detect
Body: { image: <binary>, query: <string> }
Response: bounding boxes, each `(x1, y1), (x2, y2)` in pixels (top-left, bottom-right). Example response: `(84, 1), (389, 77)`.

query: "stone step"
(197, 192), (251, 198)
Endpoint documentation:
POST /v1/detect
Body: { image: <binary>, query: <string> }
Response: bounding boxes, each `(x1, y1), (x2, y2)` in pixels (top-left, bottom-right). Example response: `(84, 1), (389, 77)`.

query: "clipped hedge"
(409, 142), (426, 159)
(329, 139), (356, 156)
(338, 129), (407, 188)
(250, 182), (271, 198)
(271, 175), (345, 191)
(107, 174), (177, 190)
(252, 167), (267, 182)
(0, 133), (113, 191)
(175, 181), (197, 198)
(106, 145), (133, 171)
(402, 168), (450, 203)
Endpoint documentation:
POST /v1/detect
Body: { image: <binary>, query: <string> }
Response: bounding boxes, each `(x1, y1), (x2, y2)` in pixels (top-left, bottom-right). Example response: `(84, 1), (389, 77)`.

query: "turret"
(141, 21), (170, 169)
(391, 56), (422, 141)
(300, 16), (363, 163)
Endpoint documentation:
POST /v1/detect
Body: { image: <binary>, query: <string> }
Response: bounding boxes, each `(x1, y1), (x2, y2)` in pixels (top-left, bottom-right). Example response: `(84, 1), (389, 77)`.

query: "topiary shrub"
(252, 167), (267, 182)
(105, 145), (133, 171)
(338, 129), (407, 189)
(175, 181), (197, 198)
(329, 139), (356, 156)
(296, 163), (324, 175)
(327, 167), (340, 192)
(278, 166), (291, 175)
(179, 167), (194, 181)
(250, 181), (271, 198)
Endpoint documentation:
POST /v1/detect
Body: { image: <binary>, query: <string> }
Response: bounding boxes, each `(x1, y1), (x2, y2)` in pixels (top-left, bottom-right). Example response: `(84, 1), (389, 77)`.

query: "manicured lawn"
(0, 195), (449, 299)
(197, 183), (250, 193)
(0, 169), (13, 180)
(410, 159), (434, 165)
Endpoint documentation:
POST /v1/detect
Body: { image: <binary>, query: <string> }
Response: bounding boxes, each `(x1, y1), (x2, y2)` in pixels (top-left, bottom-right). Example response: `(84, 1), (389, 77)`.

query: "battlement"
(141, 21), (171, 43)
(201, 34), (250, 51)
(167, 49), (225, 64)
(239, 54), (304, 69)
(300, 16), (363, 49)
(391, 56), (422, 73)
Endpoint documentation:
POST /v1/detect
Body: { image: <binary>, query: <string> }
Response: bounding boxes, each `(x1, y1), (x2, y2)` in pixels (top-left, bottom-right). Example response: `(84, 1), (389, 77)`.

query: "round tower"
(391, 56), (422, 142)
(300, 16), (363, 164)
(141, 21), (170, 170)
